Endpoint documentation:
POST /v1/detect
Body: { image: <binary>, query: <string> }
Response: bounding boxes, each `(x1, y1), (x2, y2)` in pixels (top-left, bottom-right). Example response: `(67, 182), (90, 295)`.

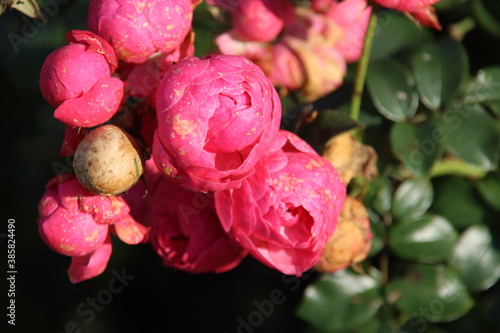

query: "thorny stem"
(350, 12), (378, 122)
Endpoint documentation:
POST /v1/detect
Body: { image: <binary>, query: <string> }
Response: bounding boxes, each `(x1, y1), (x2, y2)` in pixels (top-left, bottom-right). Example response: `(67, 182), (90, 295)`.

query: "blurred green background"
(1, 0), (500, 332)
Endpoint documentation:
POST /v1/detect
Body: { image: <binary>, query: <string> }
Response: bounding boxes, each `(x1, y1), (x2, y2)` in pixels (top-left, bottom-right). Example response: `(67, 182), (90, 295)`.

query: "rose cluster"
(210, 0), (442, 101)
(36, 0), (348, 282)
(37, 0), (443, 283)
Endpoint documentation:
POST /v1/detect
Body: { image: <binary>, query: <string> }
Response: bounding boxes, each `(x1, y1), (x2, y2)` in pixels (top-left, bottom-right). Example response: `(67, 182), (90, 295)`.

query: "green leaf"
(411, 43), (442, 110)
(484, 99), (500, 116)
(464, 67), (500, 104)
(389, 214), (458, 263)
(439, 38), (469, 106)
(297, 268), (383, 332)
(392, 178), (433, 221)
(440, 103), (500, 170)
(449, 225), (500, 292)
(368, 210), (385, 257)
(475, 172), (500, 210)
(431, 176), (487, 229)
(386, 264), (474, 322)
(367, 59), (419, 122)
(370, 13), (432, 61)
(390, 122), (443, 177)
(363, 176), (393, 217)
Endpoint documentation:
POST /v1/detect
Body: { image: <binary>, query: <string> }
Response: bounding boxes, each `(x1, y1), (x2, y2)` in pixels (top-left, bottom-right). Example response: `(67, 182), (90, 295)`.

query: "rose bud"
(322, 131), (378, 185)
(39, 30), (125, 127)
(126, 30), (195, 99)
(37, 174), (110, 256)
(215, 31), (269, 60)
(315, 197), (373, 273)
(286, 35), (347, 101)
(280, 8), (347, 100)
(324, 0), (372, 62)
(142, 160), (247, 273)
(231, 0), (295, 42)
(255, 41), (304, 92)
(153, 55), (282, 192)
(73, 124), (143, 196)
(215, 130), (346, 276)
(87, 0), (193, 64)
(68, 235), (113, 283)
(372, 0), (442, 30)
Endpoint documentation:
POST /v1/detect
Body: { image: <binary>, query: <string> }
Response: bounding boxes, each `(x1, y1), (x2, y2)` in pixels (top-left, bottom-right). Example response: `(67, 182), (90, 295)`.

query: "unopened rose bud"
(322, 131), (378, 185)
(315, 196), (372, 273)
(74, 124), (143, 196)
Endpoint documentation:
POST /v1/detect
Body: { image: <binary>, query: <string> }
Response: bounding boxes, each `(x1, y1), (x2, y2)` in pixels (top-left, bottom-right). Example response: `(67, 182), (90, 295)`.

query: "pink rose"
(68, 235), (113, 283)
(256, 41), (304, 91)
(372, 0), (440, 12)
(38, 174), (110, 257)
(141, 160), (247, 273)
(231, 0), (295, 42)
(87, 0), (193, 63)
(215, 31), (269, 60)
(38, 174), (148, 282)
(126, 30), (195, 99)
(284, 35), (346, 101)
(39, 30), (125, 127)
(152, 55), (282, 192)
(325, 0), (372, 62)
(372, 0), (442, 30)
(215, 130), (346, 276)
(38, 174), (145, 256)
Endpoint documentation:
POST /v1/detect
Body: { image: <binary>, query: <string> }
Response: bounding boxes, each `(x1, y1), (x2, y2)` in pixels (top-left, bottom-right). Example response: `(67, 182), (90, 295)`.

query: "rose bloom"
(39, 30), (124, 127)
(231, 0), (295, 42)
(323, 0), (372, 62)
(38, 173), (148, 282)
(215, 130), (346, 276)
(126, 30), (195, 99)
(152, 54), (282, 192)
(372, 0), (442, 30)
(137, 160), (247, 273)
(88, 0), (194, 63)
(255, 41), (304, 91)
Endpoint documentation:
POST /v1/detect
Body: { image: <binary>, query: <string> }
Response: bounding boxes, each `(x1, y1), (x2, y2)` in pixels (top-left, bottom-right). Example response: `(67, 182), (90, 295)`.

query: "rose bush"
(152, 54), (282, 192)
(215, 130), (346, 276)
(39, 30), (125, 127)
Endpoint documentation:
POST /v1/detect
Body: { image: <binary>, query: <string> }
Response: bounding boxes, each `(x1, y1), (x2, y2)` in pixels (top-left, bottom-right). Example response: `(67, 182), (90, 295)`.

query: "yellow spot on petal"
(60, 243), (75, 252)
(173, 114), (195, 139)
(85, 229), (99, 242)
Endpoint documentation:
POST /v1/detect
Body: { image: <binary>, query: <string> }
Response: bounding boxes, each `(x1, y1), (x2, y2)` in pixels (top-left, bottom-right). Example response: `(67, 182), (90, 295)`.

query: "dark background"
(1, 0), (500, 332)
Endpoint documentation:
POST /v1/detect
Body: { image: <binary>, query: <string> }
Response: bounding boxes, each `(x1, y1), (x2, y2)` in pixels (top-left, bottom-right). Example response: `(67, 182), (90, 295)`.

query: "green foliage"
(297, 268), (383, 332)
(298, 5), (500, 333)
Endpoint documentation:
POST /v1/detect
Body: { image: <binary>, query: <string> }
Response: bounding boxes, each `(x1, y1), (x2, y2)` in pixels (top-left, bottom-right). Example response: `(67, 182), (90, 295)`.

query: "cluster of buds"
(210, 0), (442, 100)
(37, 0), (444, 283)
